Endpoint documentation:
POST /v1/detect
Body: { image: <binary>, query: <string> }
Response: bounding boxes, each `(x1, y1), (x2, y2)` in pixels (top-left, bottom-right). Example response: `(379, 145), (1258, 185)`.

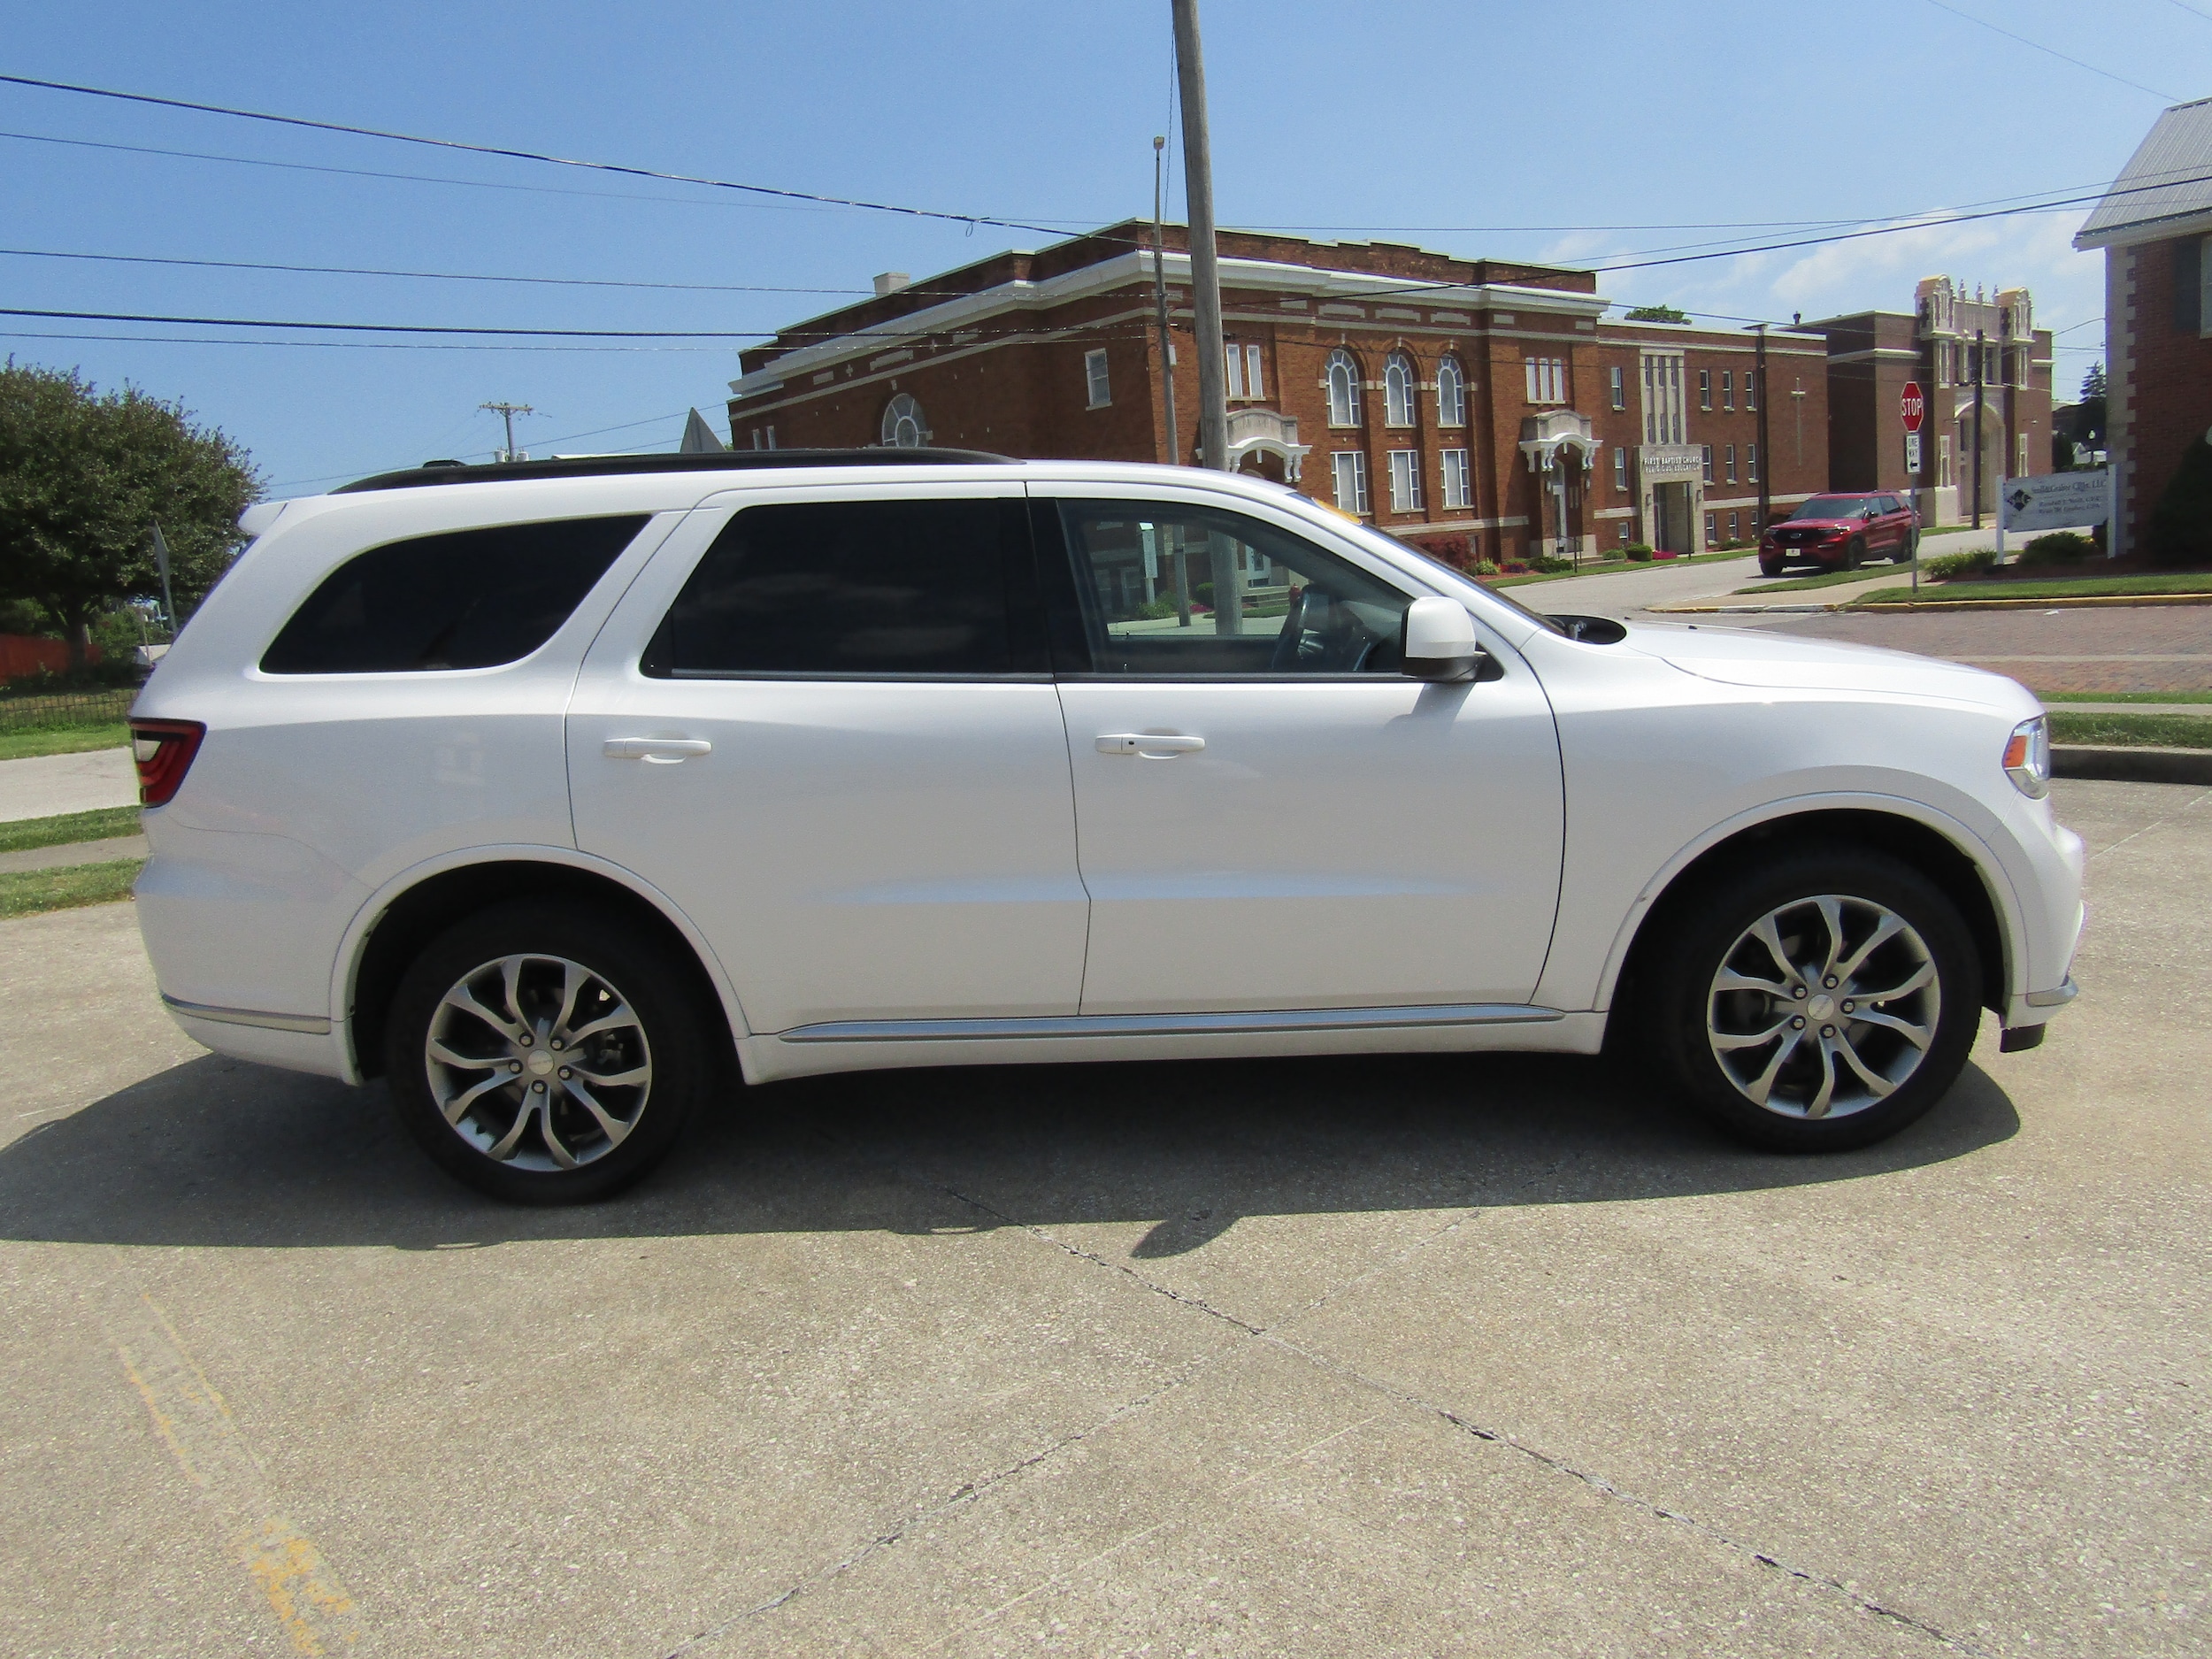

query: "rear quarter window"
(261, 515), (649, 674)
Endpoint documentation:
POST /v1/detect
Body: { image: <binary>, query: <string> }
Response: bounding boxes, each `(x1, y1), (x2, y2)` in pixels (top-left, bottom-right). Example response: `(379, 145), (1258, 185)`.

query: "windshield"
(1791, 495), (1874, 520)
(1348, 524), (1567, 636)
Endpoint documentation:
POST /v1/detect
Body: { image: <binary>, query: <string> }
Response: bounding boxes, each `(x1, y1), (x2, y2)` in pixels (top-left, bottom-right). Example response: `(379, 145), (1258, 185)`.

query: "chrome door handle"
(1095, 733), (1205, 757)
(603, 737), (712, 764)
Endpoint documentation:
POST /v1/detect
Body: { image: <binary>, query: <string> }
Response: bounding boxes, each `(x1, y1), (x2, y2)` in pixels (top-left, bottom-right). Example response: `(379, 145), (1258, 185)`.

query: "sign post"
(1901, 384), (1924, 593)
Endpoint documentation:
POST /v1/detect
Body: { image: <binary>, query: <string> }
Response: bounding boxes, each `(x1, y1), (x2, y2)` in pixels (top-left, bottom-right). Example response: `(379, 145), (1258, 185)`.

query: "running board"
(779, 1003), (1565, 1044)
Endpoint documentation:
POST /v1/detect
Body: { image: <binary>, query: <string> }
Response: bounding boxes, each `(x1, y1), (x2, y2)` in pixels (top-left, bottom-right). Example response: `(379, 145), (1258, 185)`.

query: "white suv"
(129, 451), (2084, 1202)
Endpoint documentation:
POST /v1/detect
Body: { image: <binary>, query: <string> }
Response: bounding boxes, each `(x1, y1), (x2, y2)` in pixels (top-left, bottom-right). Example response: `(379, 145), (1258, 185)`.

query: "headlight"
(2004, 714), (2052, 798)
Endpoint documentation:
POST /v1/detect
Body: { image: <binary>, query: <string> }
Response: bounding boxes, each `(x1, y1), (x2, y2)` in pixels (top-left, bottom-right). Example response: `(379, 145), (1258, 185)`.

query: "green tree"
(2076, 362), (2107, 451)
(0, 362), (262, 665)
(1623, 304), (1689, 323)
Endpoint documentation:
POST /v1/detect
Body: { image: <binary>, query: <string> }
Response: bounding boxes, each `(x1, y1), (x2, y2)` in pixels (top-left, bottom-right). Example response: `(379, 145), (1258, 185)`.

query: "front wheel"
(1897, 529), (1918, 564)
(1758, 558), (1783, 578)
(1845, 537), (1865, 571)
(1644, 848), (1982, 1152)
(386, 900), (713, 1202)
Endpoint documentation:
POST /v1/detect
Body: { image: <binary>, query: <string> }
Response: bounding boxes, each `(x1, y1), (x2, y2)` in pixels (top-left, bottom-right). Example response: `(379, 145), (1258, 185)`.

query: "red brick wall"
(2124, 236), (2212, 544)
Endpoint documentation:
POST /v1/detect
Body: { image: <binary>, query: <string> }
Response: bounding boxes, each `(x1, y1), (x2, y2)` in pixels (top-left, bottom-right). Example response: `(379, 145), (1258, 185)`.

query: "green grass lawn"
(0, 722), (130, 761)
(0, 856), (143, 918)
(1735, 561), (1917, 595)
(1854, 572), (2212, 605)
(1490, 549), (1753, 587)
(0, 805), (142, 854)
(2039, 690), (2212, 704)
(2048, 712), (2212, 749)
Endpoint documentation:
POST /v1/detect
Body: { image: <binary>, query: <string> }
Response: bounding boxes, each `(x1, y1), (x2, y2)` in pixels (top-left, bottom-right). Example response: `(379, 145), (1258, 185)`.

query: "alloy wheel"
(1705, 895), (1940, 1120)
(424, 953), (653, 1171)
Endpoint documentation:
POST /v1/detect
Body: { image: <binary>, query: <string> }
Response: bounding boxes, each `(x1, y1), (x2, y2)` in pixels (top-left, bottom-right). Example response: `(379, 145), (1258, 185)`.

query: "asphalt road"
(2, 778), (2206, 1657)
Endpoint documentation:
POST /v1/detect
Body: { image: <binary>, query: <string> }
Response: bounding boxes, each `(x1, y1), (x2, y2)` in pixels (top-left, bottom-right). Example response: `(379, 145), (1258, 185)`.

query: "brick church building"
(726, 224), (1829, 563)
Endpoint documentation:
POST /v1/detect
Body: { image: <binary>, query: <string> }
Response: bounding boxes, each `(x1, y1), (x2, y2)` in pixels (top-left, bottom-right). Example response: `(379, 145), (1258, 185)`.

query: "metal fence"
(0, 687), (137, 731)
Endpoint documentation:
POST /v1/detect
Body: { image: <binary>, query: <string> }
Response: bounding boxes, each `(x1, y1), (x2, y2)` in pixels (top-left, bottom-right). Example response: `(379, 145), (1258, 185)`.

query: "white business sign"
(2000, 469), (2109, 534)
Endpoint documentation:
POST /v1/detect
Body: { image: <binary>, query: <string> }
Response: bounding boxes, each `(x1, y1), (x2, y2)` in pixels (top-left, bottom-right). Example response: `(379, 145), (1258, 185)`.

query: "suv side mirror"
(1402, 596), (1482, 681)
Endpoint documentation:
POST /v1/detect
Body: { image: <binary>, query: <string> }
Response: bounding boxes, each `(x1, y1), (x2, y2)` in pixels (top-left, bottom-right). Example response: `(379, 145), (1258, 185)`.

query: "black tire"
(1642, 845), (1981, 1153)
(1758, 559), (1783, 578)
(1897, 528), (1918, 564)
(1845, 537), (1865, 571)
(385, 900), (714, 1203)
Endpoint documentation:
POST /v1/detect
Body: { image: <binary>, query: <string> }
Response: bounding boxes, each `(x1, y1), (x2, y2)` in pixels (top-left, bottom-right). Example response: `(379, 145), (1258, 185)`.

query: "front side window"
(1085, 349), (1111, 408)
(1326, 350), (1363, 426)
(642, 498), (1038, 679)
(1436, 356), (1465, 426)
(1385, 352), (1417, 426)
(1052, 500), (1412, 677)
(1441, 448), (1471, 509)
(1387, 449), (1423, 512)
(881, 393), (927, 448)
(1331, 450), (1370, 515)
(261, 515), (649, 674)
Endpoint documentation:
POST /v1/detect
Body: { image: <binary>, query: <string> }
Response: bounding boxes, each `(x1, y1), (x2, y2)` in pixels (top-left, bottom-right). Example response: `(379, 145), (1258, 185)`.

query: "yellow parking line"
(113, 1294), (363, 1654)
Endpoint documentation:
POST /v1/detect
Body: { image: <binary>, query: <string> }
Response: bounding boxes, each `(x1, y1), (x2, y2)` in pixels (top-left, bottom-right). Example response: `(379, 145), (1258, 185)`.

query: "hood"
(1621, 620), (2032, 709)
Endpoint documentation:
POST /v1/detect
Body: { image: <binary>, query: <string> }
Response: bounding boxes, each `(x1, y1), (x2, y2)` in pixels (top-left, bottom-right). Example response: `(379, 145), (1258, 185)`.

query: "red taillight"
(129, 719), (204, 807)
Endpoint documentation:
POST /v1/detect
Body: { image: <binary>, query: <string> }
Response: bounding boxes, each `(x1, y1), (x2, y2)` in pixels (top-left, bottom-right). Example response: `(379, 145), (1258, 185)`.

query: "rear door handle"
(1095, 733), (1205, 757)
(604, 737), (712, 764)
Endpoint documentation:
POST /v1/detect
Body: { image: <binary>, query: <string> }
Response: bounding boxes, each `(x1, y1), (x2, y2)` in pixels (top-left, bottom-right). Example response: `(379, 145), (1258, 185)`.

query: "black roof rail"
(332, 447), (1018, 494)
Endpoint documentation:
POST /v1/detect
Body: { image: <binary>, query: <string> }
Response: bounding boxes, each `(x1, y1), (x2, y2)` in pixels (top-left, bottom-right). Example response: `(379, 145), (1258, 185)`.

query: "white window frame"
(1613, 447), (1627, 492)
(1641, 352), (1685, 443)
(1436, 357), (1466, 427)
(1747, 443), (1758, 483)
(1728, 511), (1740, 542)
(1440, 448), (1471, 509)
(1525, 357), (1565, 405)
(1326, 350), (1362, 427)
(1705, 511), (1717, 545)
(1385, 353), (1417, 427)
(1609, 365), (1625, 410)
(1084, 349), (1111, 410)
(1223, 342), (1244, 400)
(1698, 368), (1712, 411)
(881, 392), (927, 448)
(1245, 342), (1265, 401)
(1744, 366), (1756, 411)
(1721, 370), (1734, 411)
(2016, 434), (2030, 477)
(1939, 433), (1954, 486)
(1331, 450), (1370, 515)
(1387, 448), (1423, 512)
(1725, 443), (1738, 485)
(1701, 445), (1714, 484)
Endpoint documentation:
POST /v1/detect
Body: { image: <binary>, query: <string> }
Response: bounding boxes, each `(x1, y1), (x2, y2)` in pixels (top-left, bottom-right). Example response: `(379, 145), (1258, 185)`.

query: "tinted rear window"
(261, 515), (648, 674)
(642, 497), (1041, 678)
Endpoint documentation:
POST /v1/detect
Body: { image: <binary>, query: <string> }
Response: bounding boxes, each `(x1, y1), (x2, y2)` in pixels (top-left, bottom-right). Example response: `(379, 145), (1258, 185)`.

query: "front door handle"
(604, 737), (712, 764)
(1095, 733), (1205, 757)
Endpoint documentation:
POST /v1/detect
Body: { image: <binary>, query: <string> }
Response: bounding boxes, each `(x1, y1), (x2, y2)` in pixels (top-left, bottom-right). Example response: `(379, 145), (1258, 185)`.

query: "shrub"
(1624, 545), (1654, 563)
(1923, 549), (1996, 580)
(1472, 559), (1500, 575)
(2018, 531), (2095, 567)
(1501, 561), (1528, 573)
(1529, 556), (1576, 574)
(2146, 436), (2212, 566)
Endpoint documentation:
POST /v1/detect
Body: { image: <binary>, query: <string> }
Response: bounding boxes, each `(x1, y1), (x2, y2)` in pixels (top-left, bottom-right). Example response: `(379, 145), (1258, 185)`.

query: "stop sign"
(1901, 381), (1925, 433)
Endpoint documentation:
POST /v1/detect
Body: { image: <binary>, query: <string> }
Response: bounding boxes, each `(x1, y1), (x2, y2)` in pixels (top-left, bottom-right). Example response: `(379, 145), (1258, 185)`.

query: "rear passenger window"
(261, 515), (648, 674)
(641, 497), (1043, 678)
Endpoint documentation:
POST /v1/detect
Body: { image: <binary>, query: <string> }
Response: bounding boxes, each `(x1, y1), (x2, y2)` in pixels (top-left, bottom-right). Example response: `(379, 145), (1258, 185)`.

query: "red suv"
(1759, 493), (1917, 576)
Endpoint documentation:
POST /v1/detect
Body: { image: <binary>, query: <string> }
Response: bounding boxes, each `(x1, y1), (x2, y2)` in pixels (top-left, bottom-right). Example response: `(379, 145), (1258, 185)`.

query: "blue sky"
(0, 0), (2195, 497)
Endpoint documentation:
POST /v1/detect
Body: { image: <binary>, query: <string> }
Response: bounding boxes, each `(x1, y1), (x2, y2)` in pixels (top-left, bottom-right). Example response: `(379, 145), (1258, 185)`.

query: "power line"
(0, 72), (1114, 248)
(1915, 0), (2183, 99)
(0, 329), (751, 352)
(0, 243), (881, 296)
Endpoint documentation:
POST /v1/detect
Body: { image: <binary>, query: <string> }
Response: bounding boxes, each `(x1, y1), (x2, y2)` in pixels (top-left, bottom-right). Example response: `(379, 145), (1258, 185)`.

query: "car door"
(566, 484), (1087, 1033)
(1037, 489), (1564, 1017)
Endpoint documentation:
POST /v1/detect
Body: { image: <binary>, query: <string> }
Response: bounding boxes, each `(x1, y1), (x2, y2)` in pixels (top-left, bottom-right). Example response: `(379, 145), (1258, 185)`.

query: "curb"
(2053, 746), (2212, 786)
(1649, 591), (2212, 617)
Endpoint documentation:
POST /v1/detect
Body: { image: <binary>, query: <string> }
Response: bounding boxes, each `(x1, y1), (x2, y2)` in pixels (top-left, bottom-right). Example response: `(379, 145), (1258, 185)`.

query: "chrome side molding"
(161, 994), (333, 1036)
(780, 1003), (1565, 1044)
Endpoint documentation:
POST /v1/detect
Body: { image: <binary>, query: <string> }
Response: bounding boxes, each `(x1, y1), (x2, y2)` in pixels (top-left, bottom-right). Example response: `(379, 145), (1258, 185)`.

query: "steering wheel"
(1268, 586), (1310, 672)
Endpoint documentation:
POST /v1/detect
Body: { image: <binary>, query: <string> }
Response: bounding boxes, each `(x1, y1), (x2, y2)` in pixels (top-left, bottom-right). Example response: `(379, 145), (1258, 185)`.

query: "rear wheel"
(386, 901), (711, 1202)
(1643, 847), (1981, 1152)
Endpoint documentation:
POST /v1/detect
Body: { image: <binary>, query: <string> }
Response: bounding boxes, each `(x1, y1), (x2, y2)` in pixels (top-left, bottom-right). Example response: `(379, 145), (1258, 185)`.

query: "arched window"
(1384, 352), (1417, 427)
(880, 393), (927, 448)
(1436, 356), (1465, 427)
(1325, 350), (1362, 427)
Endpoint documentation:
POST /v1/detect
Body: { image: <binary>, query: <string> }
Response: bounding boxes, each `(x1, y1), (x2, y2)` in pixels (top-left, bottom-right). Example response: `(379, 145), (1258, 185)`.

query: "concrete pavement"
(0, 778), (2205, 1655)
(0, 746), (135, 823)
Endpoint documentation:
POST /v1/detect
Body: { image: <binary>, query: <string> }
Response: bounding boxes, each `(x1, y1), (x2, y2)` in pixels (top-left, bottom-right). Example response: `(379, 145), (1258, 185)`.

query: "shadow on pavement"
(0, 1048), (2019, 1255)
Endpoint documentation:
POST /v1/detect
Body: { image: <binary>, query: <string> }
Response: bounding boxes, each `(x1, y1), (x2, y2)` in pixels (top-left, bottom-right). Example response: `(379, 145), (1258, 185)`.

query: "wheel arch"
(334, 848), (750, 1085)
(1598, 800), (2017, 1032)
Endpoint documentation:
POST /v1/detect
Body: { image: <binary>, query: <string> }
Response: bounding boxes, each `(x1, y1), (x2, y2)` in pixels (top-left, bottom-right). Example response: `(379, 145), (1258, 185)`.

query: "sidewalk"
(0, 748), (135, 824)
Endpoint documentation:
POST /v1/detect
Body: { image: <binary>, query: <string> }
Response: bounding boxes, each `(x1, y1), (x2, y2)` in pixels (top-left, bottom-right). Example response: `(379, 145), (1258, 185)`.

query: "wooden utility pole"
(1151, 135), (1180, 465)
(1171, 0), (1228, 474)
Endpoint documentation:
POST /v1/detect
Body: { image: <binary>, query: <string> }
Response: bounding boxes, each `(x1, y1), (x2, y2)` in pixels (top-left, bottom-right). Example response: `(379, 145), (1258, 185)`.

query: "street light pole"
(1171, 0), (1229, 474)
(1971, 329), (1985, 532)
